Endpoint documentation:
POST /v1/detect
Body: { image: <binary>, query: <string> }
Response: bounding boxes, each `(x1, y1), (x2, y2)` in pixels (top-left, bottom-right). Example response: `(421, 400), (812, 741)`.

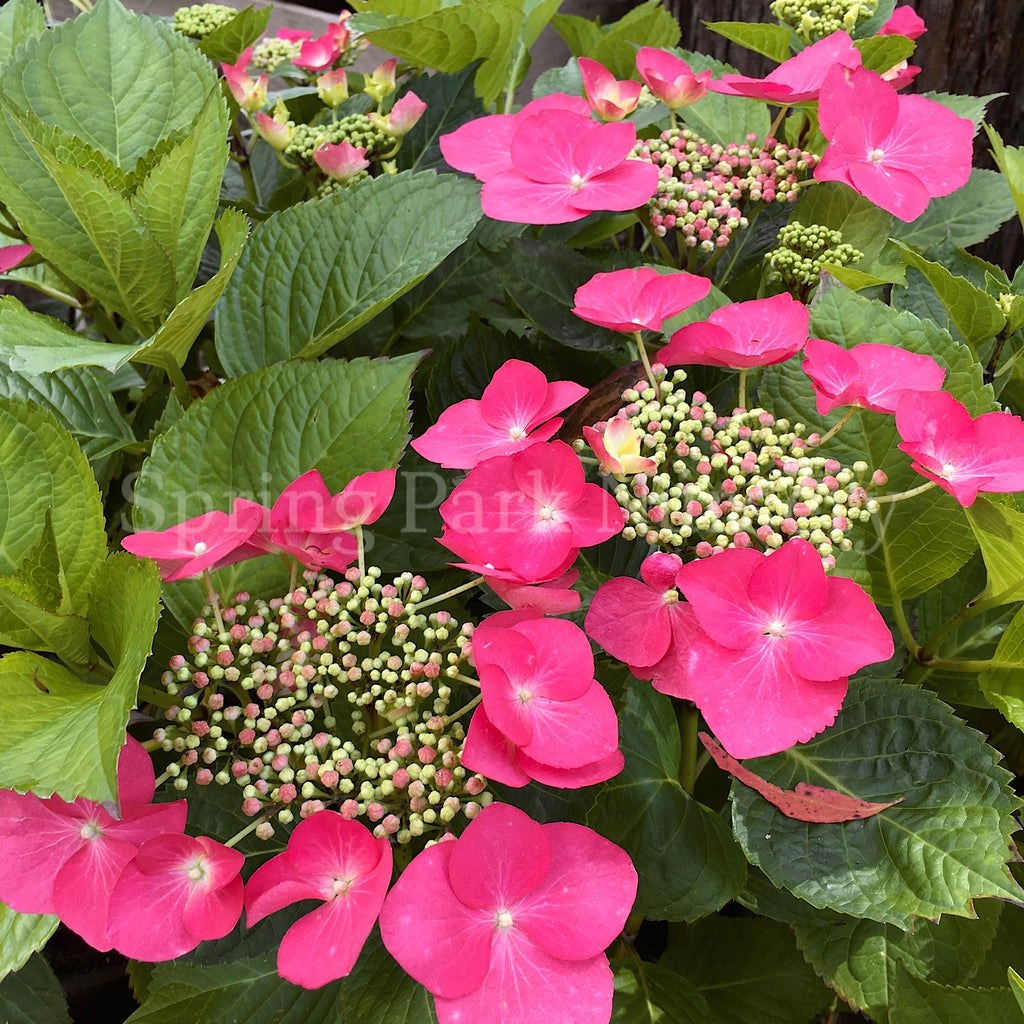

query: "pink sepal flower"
(659, 293), (809, 369)
(676, 539), (893, 757)
(439, 441), (624, 582)
(364, 58), (397, 102)
(572, 266), (712, 334)
(369, 91), (427, 137)
(0, 243), (34, 273)
(802, 338), (946, 415)
(121, 500), (265, 582)
(815, 65), (973, 221)
(0, 736), (187, 951)
(578, 57), (642, 121)
(583, 418), (658, 477)
(412, 359), (586, 470)
(895, 390), (1024, 506)
(635, 47), (710, 108)
(879, 5), (927, 38)
(314, 140), (370, 183)
(254, 100), (295, 151)
(221, 49), (268, 112)
(708, 31), (861, 103)
(293, 21), (346, 71)
(481, 111), (659, 224)
(317, 68), (349, 107)
(487, 570), (581, 614)
(467, 609), (619, 774)
(245, 811), (392, 988)
(379, 803), (636, 1024)
(277, 28), (312, 45)
(107, 834), (244, 961)
(269, 468), (396, 572)
(440, 94), (591, 183)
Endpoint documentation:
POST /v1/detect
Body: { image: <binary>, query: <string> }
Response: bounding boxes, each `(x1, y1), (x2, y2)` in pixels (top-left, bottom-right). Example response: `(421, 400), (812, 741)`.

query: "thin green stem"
(736, 368), (747, 410)
(919, 657), (1024, 673)
(355, 524), (366, 580)
(415, 576), (485, 611)
(444, 693), (482, 725)
(767, 104), (791, 141)
(448, 672), (481, 689)
(202, 569), (226, 636)
(224, 815), (270, 849)
(872, 513), (919, 656)
(677, 702), (699, 795)
(503, 42), (529, 114)
(633, 330), (658, 389)
(814, 406), (857, 447)
(917, 585), (1020, 663)
(634, 207), (677, 266)
(872, 479), (937, 504)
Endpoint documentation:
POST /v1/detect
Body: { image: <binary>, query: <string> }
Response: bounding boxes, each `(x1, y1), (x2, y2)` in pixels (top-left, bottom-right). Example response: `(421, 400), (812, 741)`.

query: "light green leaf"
(197, 3), (273, 63)
(966, 498), (1024, 603)
(356, 0), (520, 105)
(588, 1), (680, 79)
(892, 169), (1017, 250)
(704, 21), (792, 63)
(731, 678), (1024, 928)
(979, 603), (1024, 733)
(794, 903), (1002, 1023)
(854, 34), (915, 73)
(0, 953), (70, 1024)
(132, 356), (419, 531)
(661, 918), (831, 1024)
(895, 240), (1006, 348)
(550, 11), (603, 56)
(0, 906), (58, 983)
(586, 679), (747, 920)
(0, 581), (90, 666)
(793, 180), (893, 264)
(1009, 968), (1024, 1016)
(610, 957), (712, 1024)
(985, 123), (1024, 233)
(890, 963), (1022, 1024)
(215, 172), (480, 375)
(0, 398), (106, 606)
(927, 91), (1003, 130)
(133, 209), (249, 372)
(0, 0), (45, 61)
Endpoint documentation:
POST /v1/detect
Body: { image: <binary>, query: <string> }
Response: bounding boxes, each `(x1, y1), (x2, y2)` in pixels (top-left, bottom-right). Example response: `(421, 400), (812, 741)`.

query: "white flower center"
(867, 148), (885, 164)
(186, 857), (208, 883)
(332, 876), (353, 897)
(517, 689), (532, 705)
(939, 461), (957, 479)
(495, 910), (514, 930)
(193, 541), (208, 555)
(569, 173), (585, 191)
(764, 619), (786, 639)
(508, 426), (527, 441)
(538, 505), (557, 522)
(80, 821), (104, 841)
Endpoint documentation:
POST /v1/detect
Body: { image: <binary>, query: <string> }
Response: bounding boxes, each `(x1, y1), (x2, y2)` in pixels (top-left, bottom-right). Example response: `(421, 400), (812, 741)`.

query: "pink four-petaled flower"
(379, 802), (638, 1024)
(635, 47), (710, 108)
(578, 57), (642, 121)
(572, 266), (712, 334)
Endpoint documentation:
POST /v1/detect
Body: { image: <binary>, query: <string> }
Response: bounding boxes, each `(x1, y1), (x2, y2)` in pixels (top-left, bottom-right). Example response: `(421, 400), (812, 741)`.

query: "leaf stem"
(633, 331), (658, 389)
(415, 576), (485, 611)
(872, 479), (937, 504)
(677, 701), (699, 794)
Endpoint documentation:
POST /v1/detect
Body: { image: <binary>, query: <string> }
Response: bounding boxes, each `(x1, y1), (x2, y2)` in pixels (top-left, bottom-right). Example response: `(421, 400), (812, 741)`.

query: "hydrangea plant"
(1, 0), (1024, 1021)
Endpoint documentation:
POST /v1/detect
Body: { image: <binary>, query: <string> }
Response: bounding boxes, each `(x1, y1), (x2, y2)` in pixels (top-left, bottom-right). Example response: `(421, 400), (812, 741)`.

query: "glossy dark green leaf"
(889, 962), (1022, 1024)
(610, 956), (712, 1024)
(0, 953), (70, 1024)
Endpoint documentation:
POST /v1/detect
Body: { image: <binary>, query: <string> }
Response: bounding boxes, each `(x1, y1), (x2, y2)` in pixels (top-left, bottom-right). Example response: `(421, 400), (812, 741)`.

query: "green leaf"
(0, 579), (90, 667)
(197, 3), (273, 63)
(1010, 968), (1024, 1016)
(490, 239), (623, 351)
(0, 953), (70, 1024)
(892, 169), (1017, 250)
(357, 0), (521, 106)
(0, 0), (45, 61)
(730, 678), (1024, 928)
(985, 123), (1024, 233)
(979, 604), (1024, 733)
(966, 498), (1024, 603)
(928, 91), (1003, 130)
(854, 34), (915, 74)
(125, 952), (345, 1024)
(610, 956), (712, 1024)
(586, 679), (747, 920)
(794, 903), (1002, 1023)
(895, 241), (1007, 348)
(0, 906), (58, 983)
(132, 357), (419, 532)
(550, 12), (603, 56)
(661, 918), (831, 1024)
(588, 1), (680, 79)
(890, 963), (1022, 1024)
(703, 21), (792, 63)
(396, 63), (483, 174)
(678, 51), (770, 145)
(133, 208), (250, 372)
(215, 172), (480, 375)
(793, 181), (893, 265)
(0, 398), (106, 605)
(0, 353), (135, 463)
(338, 927), (437, 1024)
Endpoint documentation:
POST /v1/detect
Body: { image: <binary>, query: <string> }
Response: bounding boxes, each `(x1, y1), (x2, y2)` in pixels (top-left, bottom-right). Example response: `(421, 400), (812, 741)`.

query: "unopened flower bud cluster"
(250, 37), (303, 72)
(172, 3), (236, 38)
(593, 368), (875, 566)
(286, 117), (390, 167)
(632, 130), (818, 250)
(767, 220), (862, 291)
(770, 0), (876, 43)
(155, 568), (490, 843)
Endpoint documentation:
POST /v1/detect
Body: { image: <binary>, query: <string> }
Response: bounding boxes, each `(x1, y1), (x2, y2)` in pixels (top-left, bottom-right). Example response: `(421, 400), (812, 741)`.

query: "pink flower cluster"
(122, 468), (396, 579)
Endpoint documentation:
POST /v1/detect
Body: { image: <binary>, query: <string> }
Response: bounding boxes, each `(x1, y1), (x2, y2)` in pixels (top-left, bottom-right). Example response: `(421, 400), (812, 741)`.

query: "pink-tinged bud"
(584, 418), (659, 478)
(578, 57), (642, 121)
(393, 738), (413, 758)
(320, 769), (340, 788)
(418, 746), (437, 764)
(313, 140), (370, 183)
(369, 91), (427, 138)
(339, 799), (359, 818)
(293, 20), (346, 72)
(169, 654), (186, 671)
(636, 47), (710, 108)
(242, 797), (262, 816)
(317, 68), (349, 107)
(872, 469), (889, 486)
(300, 799), (325, 817)
(392, 768), (410, 789)
(196, 769), (214, 785)
(231, 760), (249, 778)
(379, 814), (400, 835)
(238, 728), (256, 745)
(465, 776), (486, 795)
(366, 802), (386, 821)
(278, 783), (298, 803)
(221, 59), (268, 113)
(254, 99), (295, 151)
(435, 768), (454, 788)
(364, 58), (397, 103)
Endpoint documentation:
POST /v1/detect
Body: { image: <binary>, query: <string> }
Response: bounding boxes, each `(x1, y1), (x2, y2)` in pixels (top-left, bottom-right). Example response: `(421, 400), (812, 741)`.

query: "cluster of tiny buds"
(155, 568), (490, 843)
(172, 3), (236, 38)
(769, 0), (876, 43)
(286, 118), (390, 166)
(589, 367), (880, 567)
(632, 130), (818, 249)
(767, 221), (863, 292)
